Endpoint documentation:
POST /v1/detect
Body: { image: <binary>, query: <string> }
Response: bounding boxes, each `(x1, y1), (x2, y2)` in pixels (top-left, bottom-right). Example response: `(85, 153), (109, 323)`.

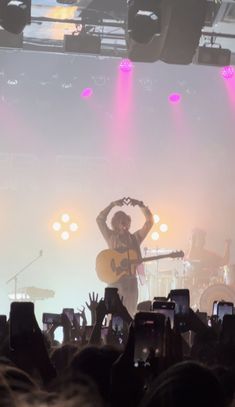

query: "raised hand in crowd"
(104, 289), (132, 347)
(89, 299), (107, 345)
(61, 312), (73, 343)
(70, 306), (87, 345)
(77, 306), (88, 326)
(95, 298), (107, 325)
(89, 289), (132, 346)
(85, 292), (99, 325)
(111, 290), (133, 325)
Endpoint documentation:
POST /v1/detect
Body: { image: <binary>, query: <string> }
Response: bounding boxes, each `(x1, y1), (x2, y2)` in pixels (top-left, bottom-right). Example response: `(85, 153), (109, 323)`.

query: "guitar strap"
(132, 234), (147, 285)
(132, 233), (142, 260)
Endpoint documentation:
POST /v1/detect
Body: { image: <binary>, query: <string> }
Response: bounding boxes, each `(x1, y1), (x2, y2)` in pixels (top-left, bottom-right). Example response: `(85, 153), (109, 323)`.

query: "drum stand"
(181, 262), (187, 289)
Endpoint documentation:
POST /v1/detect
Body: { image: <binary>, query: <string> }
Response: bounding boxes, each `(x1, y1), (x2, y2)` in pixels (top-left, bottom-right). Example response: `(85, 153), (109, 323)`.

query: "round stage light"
(119, 59), (133, 73)
(61, 231), (70, 240)
(70, 222), (78, 232)
(221, 66), (234, 80)
(151, 231), (160, 241)
(52, 222), (61, 231)
(153, 214), (160, 224)
(61, 213), (70, 223)
(81, 87), (93, 98)
(168, 93), (181, 104)
(160, 223), (168, 233)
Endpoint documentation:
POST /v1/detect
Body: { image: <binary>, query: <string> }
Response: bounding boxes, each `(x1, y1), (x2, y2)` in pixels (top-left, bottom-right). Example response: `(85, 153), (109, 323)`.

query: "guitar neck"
(131, 252), (184, 265)
(141, 254), (173, 263)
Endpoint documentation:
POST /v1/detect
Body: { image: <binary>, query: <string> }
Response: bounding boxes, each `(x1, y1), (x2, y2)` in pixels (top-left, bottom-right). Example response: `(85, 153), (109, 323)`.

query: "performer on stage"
(186, 228), (231, 277)
(96, 198), (153, 316)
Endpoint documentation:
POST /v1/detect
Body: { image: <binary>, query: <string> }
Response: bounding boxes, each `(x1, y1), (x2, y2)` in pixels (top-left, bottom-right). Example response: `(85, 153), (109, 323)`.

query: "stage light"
(7, 79), (18, 85)
(160, 223), (168, 233)
(61, 213), (70, 223)
(70, 223), (78, 232)
(119, 59), (133, 73)
(151, 231), (160, 241)
(154, 214), (160, 224)
(81, 87), (93, 98)
(0, 0), (31, 34)
(52, 222), (61, 232)
(128, 0), (207, 64)
(128, 1), (161, 44)
(168, 93), (181, 104)
(52, 212), (79, 241)
(61, 231), (70, 241)
(221, 66), (234, 80)
(62, 82), (72, 89)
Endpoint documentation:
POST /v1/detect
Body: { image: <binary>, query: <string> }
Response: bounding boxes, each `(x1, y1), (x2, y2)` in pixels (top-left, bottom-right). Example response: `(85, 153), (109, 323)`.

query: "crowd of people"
(0, 290), (235, 407)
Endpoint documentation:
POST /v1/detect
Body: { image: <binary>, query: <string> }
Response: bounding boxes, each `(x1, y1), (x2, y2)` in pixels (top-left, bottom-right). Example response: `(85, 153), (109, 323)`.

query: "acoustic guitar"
(96, 249), (184, 284)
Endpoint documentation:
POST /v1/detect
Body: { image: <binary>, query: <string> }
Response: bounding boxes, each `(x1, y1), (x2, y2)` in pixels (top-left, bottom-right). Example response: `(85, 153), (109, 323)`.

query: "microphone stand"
(6, 250), (43, 301)
(155, 246), (160, 296)
(143, 247), (151, 301)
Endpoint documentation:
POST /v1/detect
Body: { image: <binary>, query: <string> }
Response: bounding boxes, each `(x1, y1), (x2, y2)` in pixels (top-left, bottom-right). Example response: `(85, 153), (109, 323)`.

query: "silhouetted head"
(111, 211), (131, 234)
(0, 366), (39, 395)
(139, 361), (225, 407)
(50, 344), (78, 374)
(0, 371), (16, 407)
(70, 345), (120, 402)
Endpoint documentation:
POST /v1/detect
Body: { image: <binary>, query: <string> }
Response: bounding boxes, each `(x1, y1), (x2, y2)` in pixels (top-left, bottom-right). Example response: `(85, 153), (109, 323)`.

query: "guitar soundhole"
(120, 259), (129, 270)
(112, 259), (124, 275)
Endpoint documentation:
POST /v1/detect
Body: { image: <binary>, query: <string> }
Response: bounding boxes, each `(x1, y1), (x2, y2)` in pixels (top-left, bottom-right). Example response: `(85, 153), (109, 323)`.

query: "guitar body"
(96, 248), (184, 284)
(96, 249), (139, 284)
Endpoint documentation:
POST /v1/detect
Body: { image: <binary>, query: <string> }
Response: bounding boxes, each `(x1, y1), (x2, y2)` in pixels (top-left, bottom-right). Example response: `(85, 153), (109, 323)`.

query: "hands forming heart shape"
(114, 198), (144, 207)
(123, 197), (132, 205)
(122, 197), (144, 207)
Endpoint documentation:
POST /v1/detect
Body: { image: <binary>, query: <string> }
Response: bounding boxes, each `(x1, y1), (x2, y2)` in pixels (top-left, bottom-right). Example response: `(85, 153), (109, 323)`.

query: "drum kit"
(143, 248), (235, 315)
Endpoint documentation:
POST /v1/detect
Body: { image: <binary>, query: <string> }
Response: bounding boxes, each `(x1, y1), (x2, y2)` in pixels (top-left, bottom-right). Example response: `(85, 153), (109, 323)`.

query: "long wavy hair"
(111, 211), (131, 231)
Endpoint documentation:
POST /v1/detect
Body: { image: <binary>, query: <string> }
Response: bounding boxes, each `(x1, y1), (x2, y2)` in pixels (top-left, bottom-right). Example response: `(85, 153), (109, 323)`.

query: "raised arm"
(130, 198), (154, 243)
(96, 199), (125, 242)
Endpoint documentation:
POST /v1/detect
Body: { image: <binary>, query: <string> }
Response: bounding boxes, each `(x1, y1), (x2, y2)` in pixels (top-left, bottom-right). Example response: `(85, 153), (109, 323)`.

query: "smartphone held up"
(9, 302), (36, 350)
(133, 311), (165, 363)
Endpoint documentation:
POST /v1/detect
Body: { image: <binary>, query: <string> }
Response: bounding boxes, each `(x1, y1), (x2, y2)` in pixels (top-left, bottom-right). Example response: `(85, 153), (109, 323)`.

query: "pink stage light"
(81, 87), (93, 98)
(119, 58), (133, 73)
(221, 66), (234, 80)
(168, 93), (181, 104)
